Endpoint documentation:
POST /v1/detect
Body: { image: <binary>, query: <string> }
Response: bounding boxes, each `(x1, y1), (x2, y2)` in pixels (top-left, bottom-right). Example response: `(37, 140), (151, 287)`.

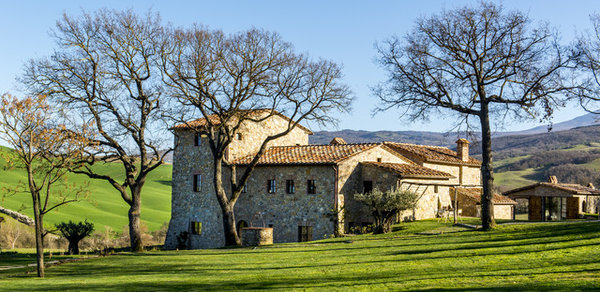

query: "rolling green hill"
(0, 146), (172, 232)
(493, 143), (600, 191)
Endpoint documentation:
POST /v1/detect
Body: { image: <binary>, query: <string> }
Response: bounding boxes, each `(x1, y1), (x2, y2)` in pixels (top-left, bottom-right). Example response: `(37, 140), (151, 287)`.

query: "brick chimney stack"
(549, 176), (558, 184)
(456, 139), (470, 162)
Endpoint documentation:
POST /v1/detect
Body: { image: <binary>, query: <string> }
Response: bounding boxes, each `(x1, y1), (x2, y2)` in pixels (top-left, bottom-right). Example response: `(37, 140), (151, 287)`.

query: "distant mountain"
(309, 130), (458, 147)
(310, 113), (600, 151)
(496, 112), (600, 136)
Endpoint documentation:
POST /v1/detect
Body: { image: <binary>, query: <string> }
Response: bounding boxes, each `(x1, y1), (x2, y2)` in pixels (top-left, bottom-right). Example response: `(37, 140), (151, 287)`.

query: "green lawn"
(1, 220), (599, 291)
(0, 146), (172, 232)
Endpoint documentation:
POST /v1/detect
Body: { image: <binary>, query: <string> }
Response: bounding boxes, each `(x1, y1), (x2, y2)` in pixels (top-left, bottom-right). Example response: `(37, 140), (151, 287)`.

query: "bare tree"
(577, 15), (600, 113)
(22, 10), (172, 251)
(0, 94), (88, 277)
(162, 27), (352, 245)
(373, 1), (578, 229)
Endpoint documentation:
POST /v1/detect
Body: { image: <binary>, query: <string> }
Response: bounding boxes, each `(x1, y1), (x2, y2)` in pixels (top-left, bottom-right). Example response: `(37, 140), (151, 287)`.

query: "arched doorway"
(237, 220), (248, 237)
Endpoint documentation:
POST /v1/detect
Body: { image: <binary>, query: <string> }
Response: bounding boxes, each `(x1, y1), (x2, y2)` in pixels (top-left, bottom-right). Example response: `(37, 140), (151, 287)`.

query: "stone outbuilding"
(451, 187), (517, 219)
(164, 110), (484, 249)
(504, 177), (600, 221)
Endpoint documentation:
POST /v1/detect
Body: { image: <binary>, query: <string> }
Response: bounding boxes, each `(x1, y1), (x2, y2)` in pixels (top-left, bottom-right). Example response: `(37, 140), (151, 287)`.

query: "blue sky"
(1, 0), (598, 132)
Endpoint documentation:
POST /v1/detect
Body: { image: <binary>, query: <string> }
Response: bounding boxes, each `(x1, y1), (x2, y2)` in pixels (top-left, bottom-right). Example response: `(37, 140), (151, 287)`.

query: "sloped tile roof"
(232, 144), (380, 165)
(171, 109), (313, 134)
(361, 161), (453, 179)
(504, 182), (600, 196)
(383, 142), (481, 166)
(453, 187), (517, 205)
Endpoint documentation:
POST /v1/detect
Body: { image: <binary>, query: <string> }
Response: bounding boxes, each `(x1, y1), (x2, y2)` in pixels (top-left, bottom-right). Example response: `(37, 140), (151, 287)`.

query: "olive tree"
(355, 188), (420, 234)
(373, 1), (579, 230)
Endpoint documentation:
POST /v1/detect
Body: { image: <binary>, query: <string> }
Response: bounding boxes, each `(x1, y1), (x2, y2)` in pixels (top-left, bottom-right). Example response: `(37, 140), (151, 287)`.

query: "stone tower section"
(164, 112), (311, 249)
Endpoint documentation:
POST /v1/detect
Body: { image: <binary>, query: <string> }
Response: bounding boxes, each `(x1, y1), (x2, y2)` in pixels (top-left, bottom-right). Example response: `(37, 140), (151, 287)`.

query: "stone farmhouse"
(164, 111), (509, 249)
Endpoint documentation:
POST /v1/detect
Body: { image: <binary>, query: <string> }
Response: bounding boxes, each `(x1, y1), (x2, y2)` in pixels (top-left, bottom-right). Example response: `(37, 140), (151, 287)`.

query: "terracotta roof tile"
(171, 109), (313, 134)
(453, 187), (517, 205)
(232, 144), (380, 165)
(383, 142), (481, 166)
(361, 161), (453, 179)
(504, 182), (600, 196)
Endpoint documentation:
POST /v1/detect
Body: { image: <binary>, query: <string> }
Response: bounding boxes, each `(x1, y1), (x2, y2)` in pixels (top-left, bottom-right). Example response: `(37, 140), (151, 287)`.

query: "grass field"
(0, 146), (172, 232)
(0, 220), (599, 291)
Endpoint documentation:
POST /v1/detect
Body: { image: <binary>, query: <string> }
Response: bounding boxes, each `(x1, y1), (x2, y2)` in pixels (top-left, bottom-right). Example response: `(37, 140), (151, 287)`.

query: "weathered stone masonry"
(164, 111), (498, 249)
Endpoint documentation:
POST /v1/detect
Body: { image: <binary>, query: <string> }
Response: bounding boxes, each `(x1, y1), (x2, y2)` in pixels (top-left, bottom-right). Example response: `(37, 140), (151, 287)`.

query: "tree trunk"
(213, 157), (241, 246)
(222, 206), (240, 246)
(128, 188), (143, 252)
(479, 103), (496, 230)
(32, 194), (44, 277)
(68, 239), (80, 255)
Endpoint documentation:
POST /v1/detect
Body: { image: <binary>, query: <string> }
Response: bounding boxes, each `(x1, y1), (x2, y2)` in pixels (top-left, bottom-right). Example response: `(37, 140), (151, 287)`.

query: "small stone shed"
(504, 177), (600, 221)
(451, 187), (517, 219)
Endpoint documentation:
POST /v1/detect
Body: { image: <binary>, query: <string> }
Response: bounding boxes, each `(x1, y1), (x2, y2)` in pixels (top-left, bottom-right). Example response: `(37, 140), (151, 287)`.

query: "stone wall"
(241, 227), (273, 246)
(494, 205), (514, 219)
(166, 114), (310, 249)
(228, 114), (309, 161)
(461, 166), (481, 186)
(398, 180), (451, 220)
(234, 165), (336, 243)
(422, 163), (481, 186)
(337, 146), (410, 228)
(352, 161), (454, 224)
(165, 130), (226, 249)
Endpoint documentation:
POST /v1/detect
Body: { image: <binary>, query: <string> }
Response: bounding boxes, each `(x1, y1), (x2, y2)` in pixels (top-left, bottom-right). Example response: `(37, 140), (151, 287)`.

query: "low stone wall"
(242, 227), (274, 246)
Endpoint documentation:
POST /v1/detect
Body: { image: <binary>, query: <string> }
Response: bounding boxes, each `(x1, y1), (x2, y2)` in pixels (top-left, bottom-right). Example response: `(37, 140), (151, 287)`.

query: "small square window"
(191, 221), (202, 235)
(193, 174), (202, 192)
(307, 179), (316, 194)
(194, 133), (202, 146)
(286, 180), (295, 194)
(236, 133), (243, 140)
(377, 157), (382, 162)
(267, 179), (277, 193)
(363, 181), (373, 194)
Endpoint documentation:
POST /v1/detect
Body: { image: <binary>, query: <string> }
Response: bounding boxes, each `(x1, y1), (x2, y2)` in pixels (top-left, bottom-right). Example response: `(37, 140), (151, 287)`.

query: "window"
(191, 221), (202, 235)
(193, 174), (202, 192)
(236, 133), (243, 140)
(194, 133), (202, 146)
(377, 157), (382, 162)
(307, 180), (316, 194)
(242, 184), (247, 193)
(363, 181), (373, 193)
(298, 225), (313, 242)
(434, 185), (439, 193)
(286, 180), (295, 194)
(267, 179), (277, 193)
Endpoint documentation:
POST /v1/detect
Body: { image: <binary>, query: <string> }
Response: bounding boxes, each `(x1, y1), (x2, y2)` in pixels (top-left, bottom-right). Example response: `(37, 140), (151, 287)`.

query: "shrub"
(55, 220), (95, 255)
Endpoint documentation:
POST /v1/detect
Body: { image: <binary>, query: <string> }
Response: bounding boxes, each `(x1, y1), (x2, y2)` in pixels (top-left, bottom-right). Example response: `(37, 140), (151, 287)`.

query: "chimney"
(548, 176), (558, 184)
(330, 137), (347, 145)
(456, 139), (470, 162)
(588, 183), (595, 189)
